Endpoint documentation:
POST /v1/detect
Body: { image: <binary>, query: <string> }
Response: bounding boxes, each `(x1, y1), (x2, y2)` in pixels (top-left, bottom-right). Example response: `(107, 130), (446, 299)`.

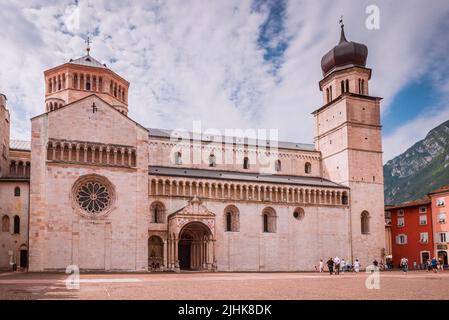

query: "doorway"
(177, 222), (212, 270)
(438, 251), (448, 266)
(20, 250), (28, 269)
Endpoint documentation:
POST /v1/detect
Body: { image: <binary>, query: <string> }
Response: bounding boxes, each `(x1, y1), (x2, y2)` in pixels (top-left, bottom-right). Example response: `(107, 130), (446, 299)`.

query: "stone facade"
(0, 28), (386, 272)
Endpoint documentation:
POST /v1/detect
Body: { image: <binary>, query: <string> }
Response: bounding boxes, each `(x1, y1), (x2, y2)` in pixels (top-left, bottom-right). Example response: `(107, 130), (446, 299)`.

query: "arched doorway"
(178, 222), (212, 270)
(148, 236), (163, 270)
(438, 251), (448, 266)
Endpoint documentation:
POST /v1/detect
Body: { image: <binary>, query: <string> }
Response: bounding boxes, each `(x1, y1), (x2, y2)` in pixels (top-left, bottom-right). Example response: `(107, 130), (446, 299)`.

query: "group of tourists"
(399, 256), (445, 273)
(317, 257), (362, 274)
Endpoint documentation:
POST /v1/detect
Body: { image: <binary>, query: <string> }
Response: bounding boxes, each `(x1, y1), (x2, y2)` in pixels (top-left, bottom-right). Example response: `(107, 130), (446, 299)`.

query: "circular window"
(293, 208), (305, 221)
(76, 181), (111, 214)
(72, 175), (115, 218)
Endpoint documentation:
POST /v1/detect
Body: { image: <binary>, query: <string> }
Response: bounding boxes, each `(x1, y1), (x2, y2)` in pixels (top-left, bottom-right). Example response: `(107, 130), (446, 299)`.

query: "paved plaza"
(1, 270), (449, 300)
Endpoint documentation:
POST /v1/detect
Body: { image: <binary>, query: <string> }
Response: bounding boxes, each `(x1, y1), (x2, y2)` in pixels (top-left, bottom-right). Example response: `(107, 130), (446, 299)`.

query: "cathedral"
(0, 25), (385, 272)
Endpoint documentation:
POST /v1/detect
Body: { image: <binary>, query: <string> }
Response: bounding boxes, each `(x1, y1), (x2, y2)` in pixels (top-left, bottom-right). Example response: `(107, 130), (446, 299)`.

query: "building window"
(396, 234), (407, 245)
(209, 154), (216, 167)
(14, 186), (20, 197)
(274, 160), (281, 172)
(329, 85), (332, 101)
(342, 192), (349, 205)
(224, 205), (239, 232)
(150, 202), (165, 223)
(1, 215), (9, 233)
(75, 181), (112, 215)
(437, 198), (445, 207)
(419, 215), (427, 225)
(361, 211), (370, 234)
(397, 209), (404, 217)
(305, 162), (311, 174)
(420, 232), (428, 244)
(174, 152), (182, 165)
(293, 207), (305, 221)
(13, 216), (20, 234)
(384, 211), (391, 219)
(397, 217), (405, 227)
(243, 157), (249, 169)
(345, 79), (349, 93)
(438, 212), (446, 224)
(262, 207), (276, 233)
(438, 232), (448, 243)
(419, 206), (427, 214)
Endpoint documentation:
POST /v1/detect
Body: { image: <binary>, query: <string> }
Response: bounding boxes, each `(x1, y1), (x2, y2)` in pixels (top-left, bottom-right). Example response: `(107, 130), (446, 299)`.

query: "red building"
(385, 197), (433, 268)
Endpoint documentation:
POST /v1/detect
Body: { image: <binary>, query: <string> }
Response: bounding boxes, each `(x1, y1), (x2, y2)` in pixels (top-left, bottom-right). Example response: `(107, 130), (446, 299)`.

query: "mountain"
(384, 119), (449, 205)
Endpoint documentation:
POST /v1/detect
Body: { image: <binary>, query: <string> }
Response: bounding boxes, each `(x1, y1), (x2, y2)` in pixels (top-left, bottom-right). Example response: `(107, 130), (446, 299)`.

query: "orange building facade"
(385, 198), (433, 268)
(429, 186), (449, 265)
(386, 185), (449, 269)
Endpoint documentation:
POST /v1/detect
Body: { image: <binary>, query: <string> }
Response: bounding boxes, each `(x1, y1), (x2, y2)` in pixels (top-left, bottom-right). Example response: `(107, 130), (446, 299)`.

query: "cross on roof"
(85, 37), (91, 55)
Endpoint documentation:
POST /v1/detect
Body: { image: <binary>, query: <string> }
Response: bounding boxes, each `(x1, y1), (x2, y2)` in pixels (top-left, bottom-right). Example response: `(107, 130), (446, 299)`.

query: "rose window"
(76, 181), (112, 214)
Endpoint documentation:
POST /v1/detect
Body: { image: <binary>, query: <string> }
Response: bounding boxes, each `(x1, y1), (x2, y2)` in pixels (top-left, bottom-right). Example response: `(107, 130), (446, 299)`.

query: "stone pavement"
(1, 270), (448, 300)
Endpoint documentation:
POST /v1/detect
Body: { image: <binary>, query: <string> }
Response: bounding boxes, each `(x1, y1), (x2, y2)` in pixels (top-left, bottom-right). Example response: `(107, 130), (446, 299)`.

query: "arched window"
(275, 160), (281, 172)
(150, 202), (165, 223)
(345, 79), (349, 93)
(226, 212), (232, 231)
(341, 80), (345, 95)
(1, 215), (9, 233)
(209, 154), (216, 167)
(243, 157), (249, 169)
(224, 205), (239, 232)
(326, 88), (329, 103)
(263, 214), (269, 232)
(86, 75), (91, 91)
(14, 186), (20, 197)
(262, 207), (276, 233)
(99, 77), (103, 91)
(13, 216), (20, 234)
(361, 80), (365, 94)
(305, 162), (311, 174)
(342, 192), (349, 205)
(361, 211), (370, 234)
(74, 74), (78, 89)
(174, 152), (182, 165)
(329, 85), (333, 100)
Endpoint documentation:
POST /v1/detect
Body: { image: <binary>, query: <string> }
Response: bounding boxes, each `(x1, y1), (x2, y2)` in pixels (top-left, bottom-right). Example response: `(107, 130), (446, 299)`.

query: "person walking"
(400, 256), (408, 273)
(334, 256), (341, 275)
(319, 259), (324, 273)
(431, 257), (438, 273)
(326, 257), (334, 275)
(354, 258), (360, 273)
(341, 259), (346, 273)
(426, 259), (432, 272)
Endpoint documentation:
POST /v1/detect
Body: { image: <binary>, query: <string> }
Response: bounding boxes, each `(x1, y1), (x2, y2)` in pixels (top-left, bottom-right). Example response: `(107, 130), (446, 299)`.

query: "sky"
(1, 0), (449, 163)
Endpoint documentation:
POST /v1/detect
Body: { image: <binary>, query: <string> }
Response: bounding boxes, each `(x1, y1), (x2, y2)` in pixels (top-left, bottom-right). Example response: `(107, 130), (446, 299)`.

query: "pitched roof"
(68, 54), (108, 69)
(148, 128), (316, 152)
(385, 196), (430, 210)
(429, 185), (449, 195)
(149, 166), (347, 189)
(10, 140), (31, 151)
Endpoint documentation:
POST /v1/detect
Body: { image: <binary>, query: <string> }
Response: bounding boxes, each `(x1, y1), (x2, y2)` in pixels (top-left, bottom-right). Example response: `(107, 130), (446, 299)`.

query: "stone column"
(174, 235), (180, 272)
(163, 240), (168, 270)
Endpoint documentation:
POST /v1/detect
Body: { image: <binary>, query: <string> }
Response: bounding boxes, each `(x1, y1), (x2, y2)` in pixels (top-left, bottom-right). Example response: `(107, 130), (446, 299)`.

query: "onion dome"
(321, 23), (368, 77)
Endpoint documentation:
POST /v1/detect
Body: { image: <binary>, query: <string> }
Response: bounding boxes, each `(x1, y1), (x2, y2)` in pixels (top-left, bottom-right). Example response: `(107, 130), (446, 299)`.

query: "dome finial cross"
(85, 36), (91, 56)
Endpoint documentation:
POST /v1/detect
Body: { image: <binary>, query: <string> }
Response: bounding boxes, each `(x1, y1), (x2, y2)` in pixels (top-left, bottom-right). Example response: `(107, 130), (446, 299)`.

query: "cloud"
(0, 0), (448, 163)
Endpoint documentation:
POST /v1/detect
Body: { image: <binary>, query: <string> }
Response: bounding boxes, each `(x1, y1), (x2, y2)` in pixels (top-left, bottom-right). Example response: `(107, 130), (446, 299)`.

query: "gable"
(35, 95), (147, 147)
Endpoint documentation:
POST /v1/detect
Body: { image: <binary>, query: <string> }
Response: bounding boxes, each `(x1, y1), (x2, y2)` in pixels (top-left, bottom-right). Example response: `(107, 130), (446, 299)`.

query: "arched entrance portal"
(438, 251), (448, 266)
(148, 236), (163, 270)
(178, 222), (213, 270)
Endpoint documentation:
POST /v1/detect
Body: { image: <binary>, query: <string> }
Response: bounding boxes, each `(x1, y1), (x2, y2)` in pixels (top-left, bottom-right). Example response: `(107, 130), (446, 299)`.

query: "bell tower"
(313, 21), (385, 265)
(0, 93), (10, 178)
(44, 39), (130, 115)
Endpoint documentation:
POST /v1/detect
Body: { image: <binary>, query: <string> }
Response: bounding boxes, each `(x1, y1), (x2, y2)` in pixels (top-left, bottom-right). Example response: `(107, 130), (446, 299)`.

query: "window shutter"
(404, 235), (408, 244)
